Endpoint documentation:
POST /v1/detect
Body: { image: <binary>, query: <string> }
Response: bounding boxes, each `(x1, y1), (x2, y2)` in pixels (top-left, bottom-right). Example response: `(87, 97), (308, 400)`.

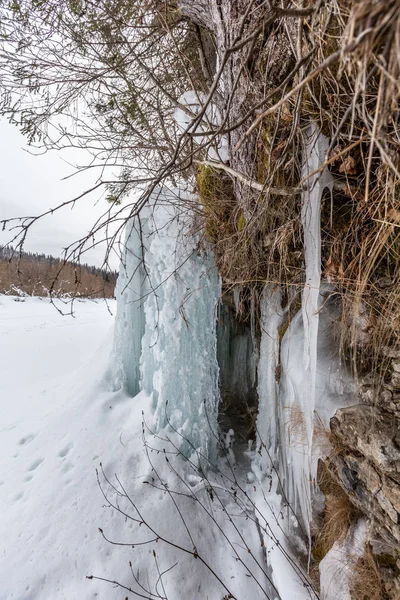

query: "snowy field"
(0, 295), (133, 599)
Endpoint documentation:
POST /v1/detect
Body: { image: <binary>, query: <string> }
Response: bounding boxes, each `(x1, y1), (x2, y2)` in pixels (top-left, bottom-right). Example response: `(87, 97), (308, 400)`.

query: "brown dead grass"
(350, 546), (386, 600)
(314, 462), (359, 560)
(285, 405), (307, 449)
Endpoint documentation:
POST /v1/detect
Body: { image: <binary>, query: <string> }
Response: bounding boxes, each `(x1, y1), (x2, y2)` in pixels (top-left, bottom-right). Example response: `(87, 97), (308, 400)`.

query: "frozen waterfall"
(112, 188), (220, 460)
(255, 127), (353, 542)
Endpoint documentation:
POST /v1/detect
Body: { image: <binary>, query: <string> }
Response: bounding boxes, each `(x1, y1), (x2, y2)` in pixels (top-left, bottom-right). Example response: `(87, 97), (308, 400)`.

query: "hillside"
(0, 246), (117, 298)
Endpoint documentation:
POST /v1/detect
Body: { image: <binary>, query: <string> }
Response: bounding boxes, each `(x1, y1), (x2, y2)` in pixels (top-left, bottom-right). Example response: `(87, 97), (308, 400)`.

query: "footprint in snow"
(27, 457), (44, 472)
(18, 433), (37, 446)
(58, 442), (73, 458)
(61, 462), (74, 474)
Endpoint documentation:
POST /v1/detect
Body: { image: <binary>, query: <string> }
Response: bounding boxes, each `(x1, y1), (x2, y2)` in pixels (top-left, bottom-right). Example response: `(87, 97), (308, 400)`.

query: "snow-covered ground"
(0, 296), (275, 600)
(0, 295), (134, 599)
(0, 291), (331, 600)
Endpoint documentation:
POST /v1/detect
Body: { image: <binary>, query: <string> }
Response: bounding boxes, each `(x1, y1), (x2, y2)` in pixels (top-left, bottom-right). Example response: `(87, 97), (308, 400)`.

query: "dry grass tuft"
(350, 546), (386, 600)
(215, 0), (400, 383)
(313, 462), (359, 560)
(196, 161), (302, 294)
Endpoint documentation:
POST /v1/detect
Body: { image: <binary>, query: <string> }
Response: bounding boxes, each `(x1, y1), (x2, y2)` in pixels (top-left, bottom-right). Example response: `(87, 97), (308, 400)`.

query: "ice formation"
(255, 127), (354, 542)
(113, 188), (220, 459)
(256, 285), (284, 461)
(112, 218), (147, 396)
(275, 127), (333, 536)
(300, 126), (334, 485)
(110, 128), (356, 598)
(277, 289), (355, 533)
(174, 90), (229, 162)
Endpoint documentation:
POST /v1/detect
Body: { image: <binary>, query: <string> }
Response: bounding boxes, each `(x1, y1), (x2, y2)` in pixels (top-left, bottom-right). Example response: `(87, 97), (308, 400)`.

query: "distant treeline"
(0, 246), (118, 298)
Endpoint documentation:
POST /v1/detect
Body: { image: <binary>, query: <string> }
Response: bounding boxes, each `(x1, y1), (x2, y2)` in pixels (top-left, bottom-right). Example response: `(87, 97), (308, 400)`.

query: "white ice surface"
(278, 292), (356, 535)
(297, 126), (333, 535)
(256, 285), (284, 461)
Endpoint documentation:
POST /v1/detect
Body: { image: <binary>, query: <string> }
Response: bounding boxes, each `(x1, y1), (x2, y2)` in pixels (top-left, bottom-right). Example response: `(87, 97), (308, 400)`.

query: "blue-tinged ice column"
(113, 188), (221, 460)
(112, 217), (148, 396)
(140, 195), (220, 460)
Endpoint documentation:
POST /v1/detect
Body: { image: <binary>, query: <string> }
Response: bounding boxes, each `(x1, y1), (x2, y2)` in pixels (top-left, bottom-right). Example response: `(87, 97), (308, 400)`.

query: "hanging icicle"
(256, 285), (284, 463)
(111, 216), (148, 396)
(278, 125), (333, 538)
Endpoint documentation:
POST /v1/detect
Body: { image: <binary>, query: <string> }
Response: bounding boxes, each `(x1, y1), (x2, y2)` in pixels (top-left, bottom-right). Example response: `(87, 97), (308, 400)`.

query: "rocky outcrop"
(325, 358), (400, 598)
(328, 405), (400, 544)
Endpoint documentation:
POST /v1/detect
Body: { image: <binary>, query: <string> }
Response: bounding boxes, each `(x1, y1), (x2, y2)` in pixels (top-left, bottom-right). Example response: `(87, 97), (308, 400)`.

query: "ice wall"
(113, 188), (220, 459)
(140, 199), (220, 459)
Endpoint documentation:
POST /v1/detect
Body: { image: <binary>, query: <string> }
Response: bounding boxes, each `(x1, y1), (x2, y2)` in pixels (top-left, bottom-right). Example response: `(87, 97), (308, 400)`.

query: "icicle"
(111, 217), (148, 396)
(249, 291), (258, 390)
(255, 285), (284, 463)
(277, 125), (333, 539)
(224, 428), (236, 466)
(301, 124), (332, 376)
(233, 286), (240, 316)
(301, 125), (333, 509)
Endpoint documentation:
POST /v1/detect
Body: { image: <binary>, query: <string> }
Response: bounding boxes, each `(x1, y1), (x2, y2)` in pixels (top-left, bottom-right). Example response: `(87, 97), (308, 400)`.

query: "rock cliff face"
(325, 358), (400, 598)
(176, 2), (400, 596)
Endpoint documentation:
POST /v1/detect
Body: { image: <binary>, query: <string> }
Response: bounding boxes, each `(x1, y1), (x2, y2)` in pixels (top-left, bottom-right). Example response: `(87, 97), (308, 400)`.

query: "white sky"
(0, 119), (121, 269)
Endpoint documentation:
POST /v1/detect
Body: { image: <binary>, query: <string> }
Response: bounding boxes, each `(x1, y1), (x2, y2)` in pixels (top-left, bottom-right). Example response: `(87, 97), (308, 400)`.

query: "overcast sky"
(0, 119), (121, 269)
